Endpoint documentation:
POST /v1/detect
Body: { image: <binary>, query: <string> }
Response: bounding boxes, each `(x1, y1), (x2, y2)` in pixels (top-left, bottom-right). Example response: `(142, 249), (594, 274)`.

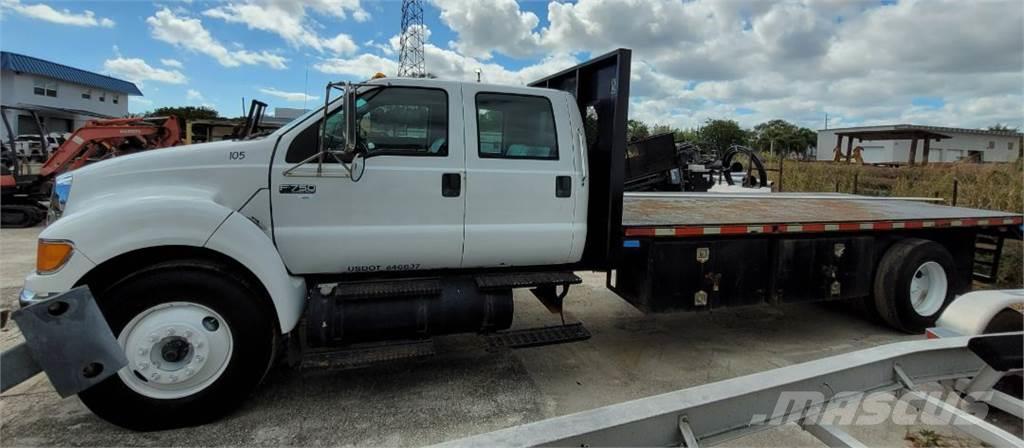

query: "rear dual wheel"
(873, 239), (959, 333)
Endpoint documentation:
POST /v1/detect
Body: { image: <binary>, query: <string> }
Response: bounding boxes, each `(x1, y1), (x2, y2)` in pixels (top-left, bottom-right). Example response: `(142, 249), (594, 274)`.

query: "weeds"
(764, 158), (1023, 287)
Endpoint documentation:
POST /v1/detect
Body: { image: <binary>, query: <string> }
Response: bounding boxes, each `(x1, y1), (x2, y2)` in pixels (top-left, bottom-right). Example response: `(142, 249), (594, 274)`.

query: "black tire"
(78, 261), (276, 431)
(873, 239), (959, 333)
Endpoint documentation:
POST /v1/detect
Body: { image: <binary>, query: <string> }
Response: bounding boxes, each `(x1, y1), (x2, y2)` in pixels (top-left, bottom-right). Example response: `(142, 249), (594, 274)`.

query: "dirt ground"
(0, 225), (1018, 447)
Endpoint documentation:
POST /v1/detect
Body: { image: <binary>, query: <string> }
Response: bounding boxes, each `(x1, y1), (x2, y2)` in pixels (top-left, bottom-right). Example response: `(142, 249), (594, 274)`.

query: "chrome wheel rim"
(117, 302), (233, 400)
(909, 261), (947, 316)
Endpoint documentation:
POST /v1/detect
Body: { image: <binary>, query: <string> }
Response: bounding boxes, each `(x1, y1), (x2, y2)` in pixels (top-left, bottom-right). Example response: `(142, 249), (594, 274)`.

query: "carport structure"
(835, 126), (952, 165)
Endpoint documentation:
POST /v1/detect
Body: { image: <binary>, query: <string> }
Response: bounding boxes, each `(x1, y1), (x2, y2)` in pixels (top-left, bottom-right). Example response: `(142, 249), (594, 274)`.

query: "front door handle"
(442, 173), (461, 197)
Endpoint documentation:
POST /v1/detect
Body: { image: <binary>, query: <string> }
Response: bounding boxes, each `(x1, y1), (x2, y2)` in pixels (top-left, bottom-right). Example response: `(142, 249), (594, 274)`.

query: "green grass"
(763, 158), (1023, 287)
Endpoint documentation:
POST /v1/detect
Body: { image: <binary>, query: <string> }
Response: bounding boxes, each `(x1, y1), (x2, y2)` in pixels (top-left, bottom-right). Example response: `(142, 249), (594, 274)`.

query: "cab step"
(475, 271), (582, 290)
(318, 278), (443, 300)
(301, 339), (436, 370)
(484, 323), (591, 349)
(973, 234), (1004, 283)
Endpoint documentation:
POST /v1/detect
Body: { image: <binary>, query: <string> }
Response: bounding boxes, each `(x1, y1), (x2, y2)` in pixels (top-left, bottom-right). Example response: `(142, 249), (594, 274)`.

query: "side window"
(357, 87), (448, 156)
(476, 93), (558, 160)
(285, 87), (448, 163)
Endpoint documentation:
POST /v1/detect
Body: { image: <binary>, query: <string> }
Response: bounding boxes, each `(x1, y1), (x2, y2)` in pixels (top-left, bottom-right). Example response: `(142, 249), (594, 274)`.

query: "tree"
(673, 128), (700, 145)
(148, 106), (220, 124)
(750, 119), (817, 158)
(697, 118), (747, 154)
(627, 119), (650, 142)
(650, 123), (676, 136)
(988, 123), (1019, 132)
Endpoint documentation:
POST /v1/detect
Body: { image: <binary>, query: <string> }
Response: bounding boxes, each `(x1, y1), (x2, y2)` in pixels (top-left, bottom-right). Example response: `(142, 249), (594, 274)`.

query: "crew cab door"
(270, 84), (465, 274)
(461, 86), (583, 267)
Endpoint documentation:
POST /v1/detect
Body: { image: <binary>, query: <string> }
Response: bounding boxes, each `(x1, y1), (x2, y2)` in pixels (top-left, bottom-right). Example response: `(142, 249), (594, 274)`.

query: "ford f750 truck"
(17, 49), (1022, 430)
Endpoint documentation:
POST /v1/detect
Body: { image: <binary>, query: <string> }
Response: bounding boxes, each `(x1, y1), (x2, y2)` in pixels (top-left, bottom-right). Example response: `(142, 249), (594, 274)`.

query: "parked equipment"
(624, 132), (768, 192)
(1, 113), (180, 228)
(14, 49), (1024, 430)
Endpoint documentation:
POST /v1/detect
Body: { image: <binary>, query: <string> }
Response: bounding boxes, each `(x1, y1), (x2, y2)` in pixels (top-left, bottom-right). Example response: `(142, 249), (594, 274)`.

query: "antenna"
(398, 0), (426, 78)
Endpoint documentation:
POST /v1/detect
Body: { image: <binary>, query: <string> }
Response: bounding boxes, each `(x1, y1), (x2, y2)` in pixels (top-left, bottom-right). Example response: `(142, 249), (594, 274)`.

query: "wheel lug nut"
(138, 362), (149, 370)
(149, 334), (159, 342)
(166, 328), (176, 336)
(185, 368), (195, 376)
(151, 373), (160, 380)
(195, 342), (204, 349)
(170, 375), (178, 382)
(184, 330), (193, 338)
(138, 348), (148, 356)
(194, 355), (204, 363)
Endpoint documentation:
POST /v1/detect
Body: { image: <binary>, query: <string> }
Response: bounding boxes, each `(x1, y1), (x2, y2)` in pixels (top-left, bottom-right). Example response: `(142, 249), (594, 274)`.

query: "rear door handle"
(556, 175), (572, 198)
(442, 173), (461, 197)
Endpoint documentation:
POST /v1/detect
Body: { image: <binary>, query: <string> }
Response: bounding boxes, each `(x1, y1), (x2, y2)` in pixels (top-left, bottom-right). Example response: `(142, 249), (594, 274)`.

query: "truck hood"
(62, 138), (274, 217)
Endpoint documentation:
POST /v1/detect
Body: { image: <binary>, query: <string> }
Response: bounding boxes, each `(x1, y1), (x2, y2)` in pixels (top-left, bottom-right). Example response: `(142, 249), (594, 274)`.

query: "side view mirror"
(343, 84), (358, 156)
(316, 82), (361, 161)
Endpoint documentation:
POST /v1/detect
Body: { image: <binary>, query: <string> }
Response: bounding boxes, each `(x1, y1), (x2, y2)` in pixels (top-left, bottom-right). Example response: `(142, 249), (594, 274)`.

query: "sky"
(0, 0), (1021, 130)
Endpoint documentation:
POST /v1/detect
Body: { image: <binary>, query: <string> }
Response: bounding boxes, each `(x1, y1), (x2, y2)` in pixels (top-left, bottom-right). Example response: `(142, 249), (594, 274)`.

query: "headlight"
(47, 173), (72, 224)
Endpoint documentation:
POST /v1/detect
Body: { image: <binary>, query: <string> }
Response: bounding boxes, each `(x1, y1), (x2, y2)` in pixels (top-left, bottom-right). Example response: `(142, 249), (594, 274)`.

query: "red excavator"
(1, 108), (180, 227)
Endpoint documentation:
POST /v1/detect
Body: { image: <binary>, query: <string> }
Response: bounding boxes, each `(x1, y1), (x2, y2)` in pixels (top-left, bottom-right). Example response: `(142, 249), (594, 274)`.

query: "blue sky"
(1, 0), (1021, 130)
(1, 1), (424, 115)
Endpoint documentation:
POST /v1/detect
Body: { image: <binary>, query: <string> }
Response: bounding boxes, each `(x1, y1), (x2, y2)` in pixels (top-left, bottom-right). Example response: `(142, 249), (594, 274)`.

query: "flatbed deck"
(622, 192), (1022, 237)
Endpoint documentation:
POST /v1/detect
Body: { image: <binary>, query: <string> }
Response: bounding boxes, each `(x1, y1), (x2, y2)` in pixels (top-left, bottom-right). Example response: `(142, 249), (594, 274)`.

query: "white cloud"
(186, 89), (205, 101)
(259, 87), (320, 102)
(315, 53), (399, 79)
(147, 8), (287, 69)
(417, 0), (1023, 130)
(431, 0), (541, 59)
(160, 58), (184, 69)
(0, 0), (115, 27)
(103, 57), (187, 85)
(203, 1), (361, 55)
(315, 25), (579, 86)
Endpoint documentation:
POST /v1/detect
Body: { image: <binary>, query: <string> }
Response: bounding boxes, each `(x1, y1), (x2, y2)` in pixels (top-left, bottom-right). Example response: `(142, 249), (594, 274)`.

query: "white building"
(0, 51), (142, 140)
(816, 124), (1022, 164)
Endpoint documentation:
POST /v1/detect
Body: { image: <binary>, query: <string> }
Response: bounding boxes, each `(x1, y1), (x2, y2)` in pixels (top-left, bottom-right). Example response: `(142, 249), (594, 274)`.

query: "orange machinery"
(1, 114), (181, 228)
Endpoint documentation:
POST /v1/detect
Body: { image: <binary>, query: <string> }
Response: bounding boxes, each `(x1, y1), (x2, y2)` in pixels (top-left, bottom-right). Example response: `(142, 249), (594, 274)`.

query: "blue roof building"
(1, 51), (143, 141)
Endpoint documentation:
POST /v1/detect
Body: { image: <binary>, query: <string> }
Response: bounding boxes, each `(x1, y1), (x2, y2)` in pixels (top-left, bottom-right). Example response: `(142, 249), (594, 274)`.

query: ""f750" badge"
(279, 184), (317, 194)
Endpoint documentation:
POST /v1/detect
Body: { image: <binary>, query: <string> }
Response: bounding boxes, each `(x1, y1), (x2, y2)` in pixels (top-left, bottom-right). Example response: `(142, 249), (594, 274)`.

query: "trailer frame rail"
(433, 332), (1023, 448)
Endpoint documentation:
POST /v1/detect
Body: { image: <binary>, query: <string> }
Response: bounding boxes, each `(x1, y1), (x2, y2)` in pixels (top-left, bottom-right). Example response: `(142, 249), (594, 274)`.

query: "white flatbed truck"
(10, 49), (1023, 430)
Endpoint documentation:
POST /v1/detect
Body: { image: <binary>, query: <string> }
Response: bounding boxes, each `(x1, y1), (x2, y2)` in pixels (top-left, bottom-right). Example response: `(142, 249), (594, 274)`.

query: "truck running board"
(301, 339), (436, 370)
(319, 279), (443, 300)
(475, 271), (582, 290)
(484, 323), (591, 349)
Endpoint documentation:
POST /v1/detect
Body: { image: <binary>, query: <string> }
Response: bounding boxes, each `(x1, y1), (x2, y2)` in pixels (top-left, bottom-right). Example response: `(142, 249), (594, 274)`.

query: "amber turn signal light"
(37, 240), (73, 274)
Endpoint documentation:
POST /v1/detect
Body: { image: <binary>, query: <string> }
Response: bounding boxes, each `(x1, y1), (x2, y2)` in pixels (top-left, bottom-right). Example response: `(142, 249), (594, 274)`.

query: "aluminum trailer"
(434, 290), (1024, 448)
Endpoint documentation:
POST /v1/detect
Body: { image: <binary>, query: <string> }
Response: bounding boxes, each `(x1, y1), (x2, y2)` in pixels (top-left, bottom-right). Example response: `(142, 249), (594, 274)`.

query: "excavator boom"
(40, 116), (180, 177)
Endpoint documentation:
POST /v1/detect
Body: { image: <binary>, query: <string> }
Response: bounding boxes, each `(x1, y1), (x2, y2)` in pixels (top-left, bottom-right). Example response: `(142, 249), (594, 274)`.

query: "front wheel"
(873, 239), (959, 333)
(78, 261), (276, 431)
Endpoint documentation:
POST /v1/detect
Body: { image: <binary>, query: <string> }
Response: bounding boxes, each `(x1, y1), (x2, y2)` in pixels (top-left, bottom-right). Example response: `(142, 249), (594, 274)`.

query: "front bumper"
(19, 250), (96, 308)
(19, 288), (59, 307)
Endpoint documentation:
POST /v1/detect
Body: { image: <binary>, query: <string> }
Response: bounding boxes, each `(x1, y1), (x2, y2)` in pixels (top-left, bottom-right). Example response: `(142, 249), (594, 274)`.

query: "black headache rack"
(530, 48), (631, 271)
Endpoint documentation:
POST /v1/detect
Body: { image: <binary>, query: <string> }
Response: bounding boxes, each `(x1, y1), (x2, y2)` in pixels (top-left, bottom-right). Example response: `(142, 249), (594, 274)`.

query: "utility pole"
(824, 113), (829, 130)
(398, 0), (426, 78)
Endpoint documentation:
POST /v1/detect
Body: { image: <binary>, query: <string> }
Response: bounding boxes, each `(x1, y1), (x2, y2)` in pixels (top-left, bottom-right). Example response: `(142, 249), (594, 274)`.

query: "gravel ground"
(0, 225), (1018, 447)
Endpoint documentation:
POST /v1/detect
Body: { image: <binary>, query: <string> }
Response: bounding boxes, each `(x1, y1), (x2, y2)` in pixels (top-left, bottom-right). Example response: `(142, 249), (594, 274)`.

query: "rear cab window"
(475, 93), (558, 160)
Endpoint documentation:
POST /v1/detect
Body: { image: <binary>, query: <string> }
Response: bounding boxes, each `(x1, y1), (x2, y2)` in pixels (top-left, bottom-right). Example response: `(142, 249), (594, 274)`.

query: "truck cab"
(18, 76), (593, 430)
(269, 78), (588, 274)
